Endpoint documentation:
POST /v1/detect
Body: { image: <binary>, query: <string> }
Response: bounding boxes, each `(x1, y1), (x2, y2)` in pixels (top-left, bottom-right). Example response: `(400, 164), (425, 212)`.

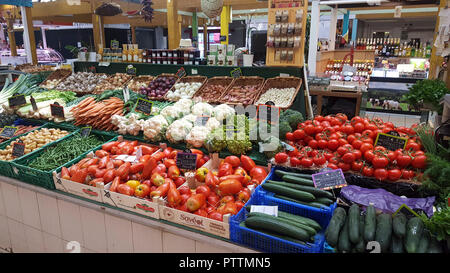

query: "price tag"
(176, 152), (198, 170)
(12, 141), (25, 158)
(98, 62), (110, 67)
(230, 68), (242, 78)
(176, 67), (186, 78)
(80, 126), (92, 138)
(280, 73), (290, 77)
(191, 68), (198, 75)
(135, 98), (153, 116)
(374, 132), (407, 151)
(312, 169), (347, 191)
(30, 96), (38, 111)
(0, 126), (18, 138)
(126, 65), (136, 76)
(115, 154), (137, 163)
(250, 205), (278, 217)
(135, 146), (143, 161)
(8, 94), (26, 107)
(123, 87), (130, 103)
(111, 39), (119, 49)
(195, 116), (210, 126)
(393, 204), (420, 219)
(50, 102), (65, 118)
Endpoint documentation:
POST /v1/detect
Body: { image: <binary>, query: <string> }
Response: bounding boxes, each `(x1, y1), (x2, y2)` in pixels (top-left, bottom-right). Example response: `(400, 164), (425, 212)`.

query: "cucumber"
(416, 230), (430, 253)
(241, 219), (308, 246)
(375, 213), (392, 253)
(315, 197), (335, 206)
(405, 217), (424, 253)
(348, 204), (361, 244)
(354, 214), (366, 253)
(364, 205), (376, 242)
(391, 235), (404, 253)
(275, 170), (312, 180)
(278, 211), (322, 232)
(273, 195), (328, 209)
(338, 217), (351, 253)
(266, 180), (334, 199)
(262, 183), (315, 202)
(245, 216), (311, 242)
(427, 236), (443, 253)
(281, 175), (315, 187)
(325, 207), (347, 247)
(247, 212), (317, 236)
(393, 212), (407, 238)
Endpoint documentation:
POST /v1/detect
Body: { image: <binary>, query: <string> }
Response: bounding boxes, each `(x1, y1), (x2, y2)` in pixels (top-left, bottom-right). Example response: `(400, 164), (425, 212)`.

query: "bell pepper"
(195, 167), (209, 182)
(150, 182), (170, 198)
(167, 181), (181, 208)
(240, 155), (256, 173)
(125, 180), (140, 190)
(186, 193), (206, 212)
(71, 168), (88, 184)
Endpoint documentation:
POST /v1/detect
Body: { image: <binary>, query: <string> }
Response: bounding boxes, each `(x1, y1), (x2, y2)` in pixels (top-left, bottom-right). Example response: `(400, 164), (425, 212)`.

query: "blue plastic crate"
(230, 193), (326, 253)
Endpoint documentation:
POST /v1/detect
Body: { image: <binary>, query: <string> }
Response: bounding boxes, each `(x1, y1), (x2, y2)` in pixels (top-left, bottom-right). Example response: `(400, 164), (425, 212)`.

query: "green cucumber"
(245, 216), (311, 242)
(275, 170), (312, 180)
(354, 214), (366, 253)
(241, 220), (308, 246)
(348, 204), (361, 244)
(364, 205), (376, 242)
(262, 183), (315, 202)
(325, 207), (347, 247)
(273, 195), (328, 209)
(390, 235), (404, 253)
(416, 230), (431, 253)
(247, 212), (316, 236)
(266, 180), (334, 199)
(375, 213), (392, 253)
(278, 211), (322, 232)
(338, 217), (351, 253)
(405, 217), (424, 253)
(393, 212), (407, 238)
(281, 175), (315, 187)
(427, 236), (443, 253)
(315, 197), (335, 206)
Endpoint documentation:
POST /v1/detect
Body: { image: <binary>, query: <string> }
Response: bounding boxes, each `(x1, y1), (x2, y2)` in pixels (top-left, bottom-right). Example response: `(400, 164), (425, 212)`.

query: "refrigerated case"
(0, 48), (64, 64)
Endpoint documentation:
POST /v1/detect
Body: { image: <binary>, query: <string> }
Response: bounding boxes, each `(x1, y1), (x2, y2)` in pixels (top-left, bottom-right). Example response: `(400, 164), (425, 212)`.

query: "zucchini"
(247, 212), (317, 236)
(375, 213), (392, 253)
(315, 197), (335, 206)
(281, 175), (315, 187)
(241, 220), (308, 246)
(262, 183), (315, 202)
(275, 170), (312, 180)
(338, 217), (351, 253)
(405, 217), (424, 253)
(427, 236), (443, 253)
(273, 194), (328, 209)
(278, 211), (322, 232)
(266, 180), (334, 199)
(391, 235), (404, 253)
(354, 214), (366, 253)
(245, 216), (311, 242)
(325, 207), (347, 247)
(416, 230), (431, 253)
(364, 205), (376, 242)
(348, 204), (361, 244)
(393, 212), (407, 238)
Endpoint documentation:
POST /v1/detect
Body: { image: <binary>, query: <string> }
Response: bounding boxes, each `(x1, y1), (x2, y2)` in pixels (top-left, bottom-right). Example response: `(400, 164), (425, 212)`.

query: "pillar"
(203, 23), (208, 57)
(220, 5), (231, 45)
(328, 7), (338, 51)
(429, 0), (446, 80)
(6, 18), (17, 57)
(307, 0), (319, 76)
(192, 10), (198, 48)
(167, 0), (181, 49)
(342, 10), (350, 44)
(92, 14), (104, 52)
(21, 6), (37, 65)
(41, 28), (47, 49)
(131, 26), (136, 44)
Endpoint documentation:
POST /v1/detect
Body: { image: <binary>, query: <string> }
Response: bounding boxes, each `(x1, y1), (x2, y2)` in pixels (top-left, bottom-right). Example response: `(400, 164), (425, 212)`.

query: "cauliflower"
(173, 98), (193, 115)
(160, 105), (183, 122)
(166, 119), (193, 143)
(186, 126), (211, 148)
(213, 104), (235, 121)
(191, 102), (214, 117)
(111, 113), (144, 136)
(143, 115), (169, 141)
(205, 117), (221, 131)
(181, 114), (197, 124)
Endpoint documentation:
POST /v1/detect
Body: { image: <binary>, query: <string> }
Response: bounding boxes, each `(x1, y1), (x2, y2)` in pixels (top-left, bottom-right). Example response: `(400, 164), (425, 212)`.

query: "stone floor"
(365, 111), (421, 128)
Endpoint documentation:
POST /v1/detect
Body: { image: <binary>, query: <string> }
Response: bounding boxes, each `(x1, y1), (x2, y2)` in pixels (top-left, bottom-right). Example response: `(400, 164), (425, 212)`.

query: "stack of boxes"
(207, 44), (237, 66)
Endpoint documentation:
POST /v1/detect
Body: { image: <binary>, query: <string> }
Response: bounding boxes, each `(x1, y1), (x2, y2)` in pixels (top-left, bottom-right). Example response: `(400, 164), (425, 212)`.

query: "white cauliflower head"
(143, 115), (169, 141)
(186, 126), (211, 148)
(191, 102), (214, 117)
(166, 119), (193, 143)
(213, 104), (235, 121)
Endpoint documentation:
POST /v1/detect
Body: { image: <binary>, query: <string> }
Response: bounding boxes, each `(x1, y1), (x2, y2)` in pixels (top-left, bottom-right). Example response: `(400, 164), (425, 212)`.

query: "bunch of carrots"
(71, 97), (124, 131)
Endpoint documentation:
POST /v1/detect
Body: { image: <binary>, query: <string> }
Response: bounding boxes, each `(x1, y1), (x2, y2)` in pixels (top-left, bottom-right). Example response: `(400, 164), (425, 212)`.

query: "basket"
(253, 76), (302, 109)
(56, 73), (108, 95)
(127, 75), (155, 93)
(229, 192), (327, 253)
(93, 73), (134, 94)
(146, 73), (180, 101)
(164, 75), (207, 102)
(0, 123), (78, 179)
(192, 76), (235, 104)
(11, 130), (115, 190)
(218, 76), (265, 106)
(39, 69), (72, 89)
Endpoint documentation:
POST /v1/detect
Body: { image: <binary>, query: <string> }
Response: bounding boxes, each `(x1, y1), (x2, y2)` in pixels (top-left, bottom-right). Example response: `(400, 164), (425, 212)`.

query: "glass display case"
(0, 48), (64, 64)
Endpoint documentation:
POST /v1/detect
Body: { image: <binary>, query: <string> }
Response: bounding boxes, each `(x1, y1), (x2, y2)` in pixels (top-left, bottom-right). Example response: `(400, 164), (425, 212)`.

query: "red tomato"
(314, 115), (324, 122)
(338, 138), (349, 146)
(360, 143), (374, 155)
(301, 157), (313, 168)
(388, 169), (402, 181)
(224, 156), (241, 167)
(396, 154), (412, 168)
(351, 161), (364, 172)
(364, 150), (375, 162)
(342, 152), (356, 164)
(411, 155), (427, 169)
(218, 179), (243, 195)
(401, 169), (415, 180)
(250, 167), (268, 183)
(362, 166), (374, 177)
(327, 163), (338, 169)
(304, 125), (316, 135)
(317, 139), (328, 149)
(196, 185), (211, 197)
(290, 157), (301, 167)
(352, 139), (363, 150)
(286, 132), (295, 141)
(275, 153), (289, 164)
(208, 211), (223, 221)
(342, 124), (354, 135)
(337, 162), (351, 172)
(352, 150), (362, 160)
(372, 156), (389, 169)
(386, 151), (397, 162)
(313, 155), (326, 166)
(327, 139), (339, 151)
(374, 168), (388, 180)
(361, 130), (375, 139)
(353, 122), (365, 133)
(405, 141), (421, 152)
(218, 163), (233, 177)
(347, 134), (357, 144)
(308, 139), (318, 149)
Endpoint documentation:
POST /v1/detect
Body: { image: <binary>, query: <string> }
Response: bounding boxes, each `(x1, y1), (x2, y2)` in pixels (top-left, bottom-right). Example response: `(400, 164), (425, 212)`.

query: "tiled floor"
(365, 111), (421, 128)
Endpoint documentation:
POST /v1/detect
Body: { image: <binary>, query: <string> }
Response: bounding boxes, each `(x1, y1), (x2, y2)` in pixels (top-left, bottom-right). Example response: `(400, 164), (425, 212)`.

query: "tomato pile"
(275, 114), (427, 182)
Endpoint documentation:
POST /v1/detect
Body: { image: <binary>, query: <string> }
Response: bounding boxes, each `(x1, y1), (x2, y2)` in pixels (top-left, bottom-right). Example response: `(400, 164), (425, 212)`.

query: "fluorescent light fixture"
(319, 0), (388, 5)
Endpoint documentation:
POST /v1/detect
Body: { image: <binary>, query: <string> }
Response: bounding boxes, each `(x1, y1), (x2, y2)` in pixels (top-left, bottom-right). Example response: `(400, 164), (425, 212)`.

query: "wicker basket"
(39, 69), (72, 89)
(164, 75), (207, 102)
(127, 75), (155, 93)
(93, 73), (134, 94)
(146, 73), (179, 101)
(192, 76), (235, 104)
(218, 76), (265, 106)
(253, 76), (302, 109)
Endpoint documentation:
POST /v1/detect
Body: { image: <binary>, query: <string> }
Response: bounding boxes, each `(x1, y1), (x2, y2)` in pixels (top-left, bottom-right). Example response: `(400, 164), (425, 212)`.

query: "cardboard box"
(217, 55), (226, 66)
(226, 55), (237, 66)
(207, 55), (216, 65)
(210, 44), (218, 55)
(217, 44), (226, 56)
(53, 172), (104, 203)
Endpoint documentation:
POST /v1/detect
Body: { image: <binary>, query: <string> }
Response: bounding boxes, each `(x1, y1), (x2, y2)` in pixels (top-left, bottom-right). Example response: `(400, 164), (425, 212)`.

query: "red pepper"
(88, 178), (104, 187)
(205, 171), (220, 189)
(142, 157), (157, 180)
(129, 162), (144, 174)
(218, 163), (233, 177)
(109, 176), (120, 193)
(219, 174), (245, 183)
(71, 168), (88, 184)
(150, 182), (170, 198)
(61, 167), (70, 180)
(167, 181), (181, 208)
(115, 162), (131, 180)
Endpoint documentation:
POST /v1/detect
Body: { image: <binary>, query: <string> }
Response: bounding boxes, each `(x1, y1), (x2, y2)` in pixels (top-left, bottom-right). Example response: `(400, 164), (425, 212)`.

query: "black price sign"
(50, 102), (65, 118)
(135, 98), (153, 116)
(230, 68), (242, 78)
(80, 126), (92, 138)
(111, 39), (119, 49)
(30, 96), (38, 111)
(195, 116), (210, 126)
(176, 67), (186, 78)
(374, 132), (407, 151)
(12, 141), (25, 158)
(126, 65), (136, 76)
(8, 94), (26, 107)
(220, 35), (227, 42)
(393, 204), (420, 219)
(0, 126), (18, 138)
(176, 152), (198, 170)
(312, 169), (347, 191)
(257, 103), (280, 124)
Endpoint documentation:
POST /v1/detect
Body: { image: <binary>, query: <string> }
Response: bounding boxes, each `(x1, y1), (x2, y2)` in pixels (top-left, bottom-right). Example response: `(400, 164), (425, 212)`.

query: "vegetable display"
(71, 96), (124, 131)
(93, 73), (133, 94)
(193, 84), (227, 103)
(40, 69), (72, 89)
(142, 76), (177, 99)
(56, 72), (108, 94)
(220, 84), (260, 105)
(166, 81), (202, 101)
(255, 87), (297, 108)
(128, 76), (154, 92)
(0, 74), (43, 106)
(0, 125), (40, 143)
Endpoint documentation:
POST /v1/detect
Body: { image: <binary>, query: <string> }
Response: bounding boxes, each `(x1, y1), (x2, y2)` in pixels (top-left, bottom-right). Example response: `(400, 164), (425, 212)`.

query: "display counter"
(316, 49), (376, 75)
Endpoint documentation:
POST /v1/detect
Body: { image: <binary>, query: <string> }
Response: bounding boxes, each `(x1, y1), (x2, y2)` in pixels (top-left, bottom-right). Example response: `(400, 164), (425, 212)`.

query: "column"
(21, 6), (37, 65)
(131, 26), (136, 44)
(328, 7), (337, 51)
(307, 0), (319, 76)
(41, 27), (47, 49)
(220, 5), (230, 45)
(6, 18), (17, 57)
(167, 0), (180, 49)
(203, 22), (208, 57)
(351, 18), (358, 46)
(192, 10), (198, 48)
(342, 10), (350, 44)
(92, 14), (104, 52)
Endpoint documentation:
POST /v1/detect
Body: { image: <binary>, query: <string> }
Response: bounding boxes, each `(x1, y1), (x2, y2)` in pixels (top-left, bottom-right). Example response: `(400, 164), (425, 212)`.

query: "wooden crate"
(39, 69), (72, 89)
(192, 76), (235, 104)
(164, 75), (208, 102)
(218, 76), (265, 106)
(254, 76), (302, 109)
(126, 75), (155, 93)
(146, 73), (179, 101)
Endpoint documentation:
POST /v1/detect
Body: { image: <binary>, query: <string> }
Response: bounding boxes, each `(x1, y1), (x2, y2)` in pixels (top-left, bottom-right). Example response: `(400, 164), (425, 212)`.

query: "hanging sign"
(80, 126), (92, 138)
(126, 65), (137, 76)
(176, 67), (186, 78)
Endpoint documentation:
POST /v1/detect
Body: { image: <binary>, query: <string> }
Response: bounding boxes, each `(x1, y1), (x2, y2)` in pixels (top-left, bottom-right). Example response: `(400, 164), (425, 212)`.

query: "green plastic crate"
(0, 123), (78, 179)
(11, 131), (116, 190)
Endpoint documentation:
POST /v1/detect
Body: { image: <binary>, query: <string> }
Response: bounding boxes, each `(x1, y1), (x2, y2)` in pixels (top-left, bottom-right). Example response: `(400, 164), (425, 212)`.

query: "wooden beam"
(34, 14), (93, 24)
(23, 7), (37, 65)
(167, 0), (180, 49)
(131, 26), (136, 44)
(6, 18), (17, 57)
(355, 11), (437, 20)
(203, 22), (208, 57)
(429, 0), (446, 80)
